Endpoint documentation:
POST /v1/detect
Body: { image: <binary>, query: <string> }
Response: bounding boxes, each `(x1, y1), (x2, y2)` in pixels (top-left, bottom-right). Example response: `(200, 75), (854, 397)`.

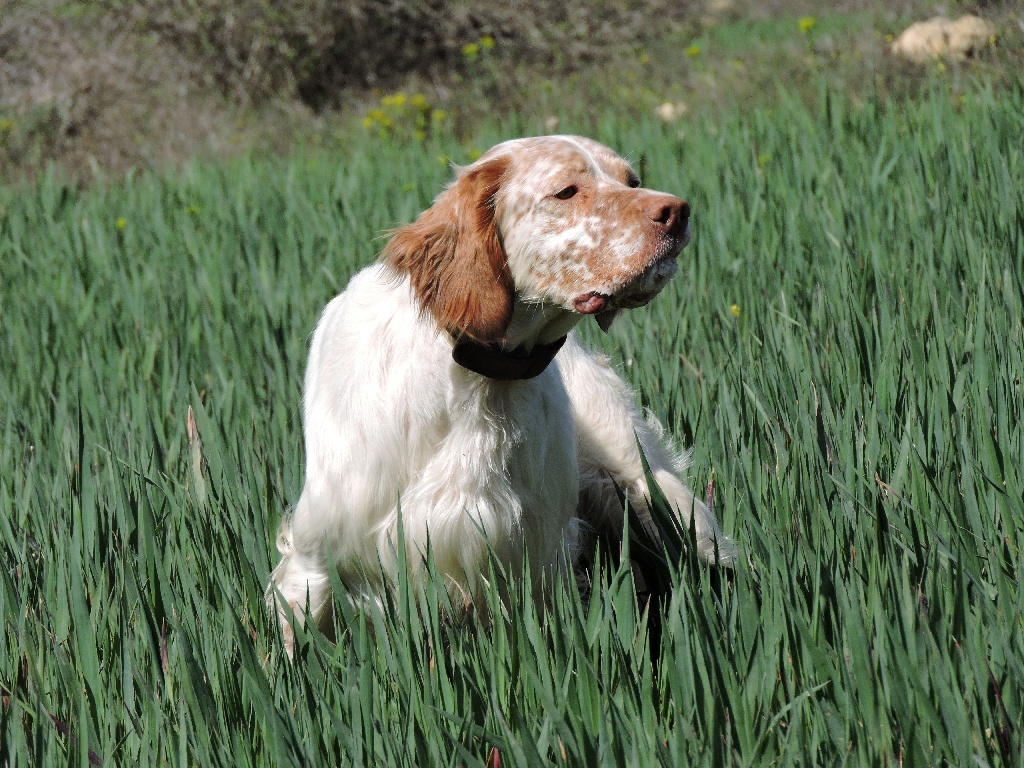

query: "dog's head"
(383, 135), (690, 343)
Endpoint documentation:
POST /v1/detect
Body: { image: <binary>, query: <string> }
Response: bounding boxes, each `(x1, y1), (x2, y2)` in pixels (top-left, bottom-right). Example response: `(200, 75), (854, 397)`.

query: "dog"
(268, 135), (735, 654)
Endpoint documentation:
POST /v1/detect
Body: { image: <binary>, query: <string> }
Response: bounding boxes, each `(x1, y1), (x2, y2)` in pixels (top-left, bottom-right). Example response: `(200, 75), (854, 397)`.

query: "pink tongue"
(573, 292), (608, 314)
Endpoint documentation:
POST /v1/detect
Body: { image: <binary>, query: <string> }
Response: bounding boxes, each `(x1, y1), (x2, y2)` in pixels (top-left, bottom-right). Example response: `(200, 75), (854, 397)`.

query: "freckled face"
(483, 136), (690, 313)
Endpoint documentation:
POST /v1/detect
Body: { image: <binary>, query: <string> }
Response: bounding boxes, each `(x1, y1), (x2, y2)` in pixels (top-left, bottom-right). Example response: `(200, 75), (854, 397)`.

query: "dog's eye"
(554, 185), (578, 200)
(626, 173), (641, 188)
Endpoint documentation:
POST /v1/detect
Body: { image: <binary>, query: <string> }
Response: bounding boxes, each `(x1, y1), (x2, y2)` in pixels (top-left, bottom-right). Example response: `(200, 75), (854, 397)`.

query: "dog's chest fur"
(303, 265), (579, 587)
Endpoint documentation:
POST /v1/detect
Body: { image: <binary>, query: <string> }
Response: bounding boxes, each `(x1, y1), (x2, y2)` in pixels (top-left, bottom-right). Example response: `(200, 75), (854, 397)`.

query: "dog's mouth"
(572, 220), (689, 331)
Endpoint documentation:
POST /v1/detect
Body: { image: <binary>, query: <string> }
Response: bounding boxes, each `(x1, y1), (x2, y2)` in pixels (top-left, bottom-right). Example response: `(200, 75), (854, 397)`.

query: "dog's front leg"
(556, 335), (736, 565)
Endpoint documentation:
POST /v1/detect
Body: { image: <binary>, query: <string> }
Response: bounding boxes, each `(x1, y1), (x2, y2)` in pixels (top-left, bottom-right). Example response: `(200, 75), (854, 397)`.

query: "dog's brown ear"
(382, 157), (512, 343)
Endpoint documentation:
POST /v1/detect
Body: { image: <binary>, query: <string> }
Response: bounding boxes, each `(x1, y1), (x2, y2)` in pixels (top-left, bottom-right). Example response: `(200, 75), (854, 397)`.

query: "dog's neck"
(451, 335), (567, 380)
(451, 301), (580, 381)
(503, 301), (581, 350)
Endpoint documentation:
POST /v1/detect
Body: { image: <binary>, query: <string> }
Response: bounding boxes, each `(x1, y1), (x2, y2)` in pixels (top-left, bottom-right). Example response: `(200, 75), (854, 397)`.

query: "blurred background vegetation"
(0, 0), (1021, 183)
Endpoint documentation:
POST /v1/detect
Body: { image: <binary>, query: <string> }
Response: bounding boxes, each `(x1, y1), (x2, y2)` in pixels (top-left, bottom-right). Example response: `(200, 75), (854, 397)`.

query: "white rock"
(946, 15), (997, 59)
(656, 102), (689, 122)
(891, 15), (996, 63)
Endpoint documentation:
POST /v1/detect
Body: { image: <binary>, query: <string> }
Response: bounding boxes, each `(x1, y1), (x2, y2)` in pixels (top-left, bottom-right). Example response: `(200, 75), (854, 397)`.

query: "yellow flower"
(362, 115), (374, 129)
(757, 153), (771, 169)
(730, 304), (741, 317)
(381, 92), (406, 107)
(116, 217), (127, 231)
(462, 42), (480, 60)
(467, 148), (482, 161)
(479, 35), (495, 50)
(0, 118), (13, 132)
(411, 93), (429, 109)
(185, 204), (200, 216)
(798, 16), (816, 35)
(366, 108), (392, 127)
(884, 33), (894, 44)
(685, 44), (701, 58)
(431, 109), (447, 123)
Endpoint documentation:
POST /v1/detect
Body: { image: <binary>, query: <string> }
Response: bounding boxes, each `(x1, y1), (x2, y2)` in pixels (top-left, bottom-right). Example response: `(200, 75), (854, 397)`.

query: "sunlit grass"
(1, 78), (1022, 765)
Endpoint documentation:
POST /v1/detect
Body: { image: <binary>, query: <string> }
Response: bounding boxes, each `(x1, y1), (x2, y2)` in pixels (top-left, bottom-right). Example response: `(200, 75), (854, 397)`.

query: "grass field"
(2, 74), (1023, 765)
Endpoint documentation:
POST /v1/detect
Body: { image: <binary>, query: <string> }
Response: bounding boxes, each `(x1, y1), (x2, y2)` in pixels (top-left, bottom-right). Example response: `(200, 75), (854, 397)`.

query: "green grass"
(2, 77), (1023, 765)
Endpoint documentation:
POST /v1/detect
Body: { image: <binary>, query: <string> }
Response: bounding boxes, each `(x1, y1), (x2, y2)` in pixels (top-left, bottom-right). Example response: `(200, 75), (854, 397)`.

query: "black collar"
(452, 336), (567, 380)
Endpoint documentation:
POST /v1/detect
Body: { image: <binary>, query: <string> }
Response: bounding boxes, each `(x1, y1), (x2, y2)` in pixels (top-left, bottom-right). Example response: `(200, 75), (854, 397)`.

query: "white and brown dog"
(269, 136), (735, 653)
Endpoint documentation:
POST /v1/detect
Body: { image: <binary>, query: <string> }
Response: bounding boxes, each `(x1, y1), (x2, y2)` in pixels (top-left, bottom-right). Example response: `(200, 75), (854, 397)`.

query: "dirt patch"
(0, 5), (243, 181)
(1, 1), (1020, 184)
(0, 0), (695, 182)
